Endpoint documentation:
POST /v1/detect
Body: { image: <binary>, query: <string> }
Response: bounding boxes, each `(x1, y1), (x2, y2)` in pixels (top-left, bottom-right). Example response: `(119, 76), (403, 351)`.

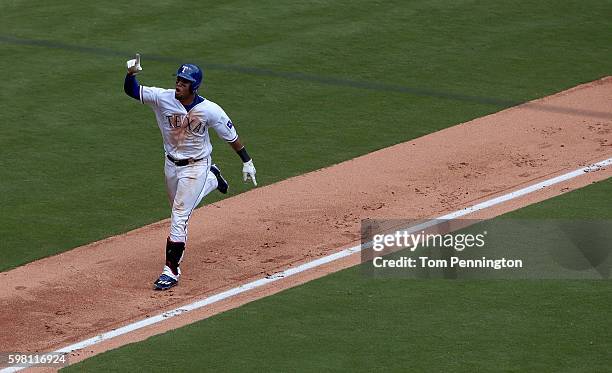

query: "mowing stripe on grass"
(1, 35), (611, 120)
(2, 157), (611, 373)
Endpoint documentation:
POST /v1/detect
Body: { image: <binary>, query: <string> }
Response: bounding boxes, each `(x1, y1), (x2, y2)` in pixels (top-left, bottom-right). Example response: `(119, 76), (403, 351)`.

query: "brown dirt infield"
(1, 77), (611, 370)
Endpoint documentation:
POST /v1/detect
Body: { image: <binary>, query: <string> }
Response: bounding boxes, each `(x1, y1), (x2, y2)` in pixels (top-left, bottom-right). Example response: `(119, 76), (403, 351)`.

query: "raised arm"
(124, 74), (141, 100)
(124, 53), (143, 100)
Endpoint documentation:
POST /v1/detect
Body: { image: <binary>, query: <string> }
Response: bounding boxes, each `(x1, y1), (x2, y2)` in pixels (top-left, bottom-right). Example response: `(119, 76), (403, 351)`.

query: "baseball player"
(123, 54), (257, 290)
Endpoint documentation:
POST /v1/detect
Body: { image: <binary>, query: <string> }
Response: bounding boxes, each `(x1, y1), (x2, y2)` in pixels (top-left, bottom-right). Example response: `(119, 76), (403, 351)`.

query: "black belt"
(166, 154), (204, 166)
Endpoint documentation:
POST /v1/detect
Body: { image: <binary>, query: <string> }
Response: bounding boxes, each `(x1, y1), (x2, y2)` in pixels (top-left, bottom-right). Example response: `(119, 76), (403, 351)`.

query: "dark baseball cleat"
(153, 274), (178, 290)
(210, 164), (228, 194)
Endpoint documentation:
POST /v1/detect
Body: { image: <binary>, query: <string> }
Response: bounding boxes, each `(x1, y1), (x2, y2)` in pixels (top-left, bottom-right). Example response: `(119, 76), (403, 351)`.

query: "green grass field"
(2, 1), (611, 371)
(1, 0), (610, 271)
(64, 178), (612, 372)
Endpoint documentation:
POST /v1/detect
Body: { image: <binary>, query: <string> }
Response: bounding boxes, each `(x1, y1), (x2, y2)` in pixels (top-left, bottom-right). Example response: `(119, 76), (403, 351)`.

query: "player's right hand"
(126, 53), (142, 74)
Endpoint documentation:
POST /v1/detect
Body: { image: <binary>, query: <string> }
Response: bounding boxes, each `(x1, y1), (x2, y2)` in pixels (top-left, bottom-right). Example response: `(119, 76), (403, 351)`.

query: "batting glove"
(126, 53), (142, 74)
(242, 159), (257, 186)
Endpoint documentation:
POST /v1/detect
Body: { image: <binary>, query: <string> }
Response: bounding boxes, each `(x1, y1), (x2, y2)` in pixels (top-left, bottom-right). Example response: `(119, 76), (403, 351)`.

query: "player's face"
(175, 77), (192, 100)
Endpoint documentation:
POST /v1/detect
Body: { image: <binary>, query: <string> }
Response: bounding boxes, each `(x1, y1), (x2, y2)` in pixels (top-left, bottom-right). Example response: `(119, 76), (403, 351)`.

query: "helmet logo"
(181, 66), (188, 73)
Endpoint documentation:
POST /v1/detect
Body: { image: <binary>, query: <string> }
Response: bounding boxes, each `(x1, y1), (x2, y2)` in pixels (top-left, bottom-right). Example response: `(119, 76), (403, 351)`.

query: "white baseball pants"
(164, 156), (218, 243)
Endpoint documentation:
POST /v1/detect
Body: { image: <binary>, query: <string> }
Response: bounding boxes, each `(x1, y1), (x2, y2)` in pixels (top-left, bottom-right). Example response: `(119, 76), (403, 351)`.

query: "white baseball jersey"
(140, 86), (238, 160)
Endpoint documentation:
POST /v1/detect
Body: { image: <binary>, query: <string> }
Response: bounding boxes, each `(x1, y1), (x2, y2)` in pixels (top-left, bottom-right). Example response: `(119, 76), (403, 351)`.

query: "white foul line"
(2, 157), (611, 373)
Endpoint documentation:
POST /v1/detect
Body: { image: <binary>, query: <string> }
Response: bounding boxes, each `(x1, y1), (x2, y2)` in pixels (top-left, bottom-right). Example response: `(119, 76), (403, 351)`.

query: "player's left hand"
(126, 53), (142, 74)
(242, 159), (257, 186)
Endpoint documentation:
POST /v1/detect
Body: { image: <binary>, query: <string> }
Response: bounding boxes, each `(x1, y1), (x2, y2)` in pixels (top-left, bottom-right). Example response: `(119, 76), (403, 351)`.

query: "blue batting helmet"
(176, 63), (203, 92)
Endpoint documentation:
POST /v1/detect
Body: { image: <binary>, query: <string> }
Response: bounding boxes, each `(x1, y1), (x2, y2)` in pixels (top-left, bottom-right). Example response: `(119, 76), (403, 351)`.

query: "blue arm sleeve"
(124, 74), (140, 100)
